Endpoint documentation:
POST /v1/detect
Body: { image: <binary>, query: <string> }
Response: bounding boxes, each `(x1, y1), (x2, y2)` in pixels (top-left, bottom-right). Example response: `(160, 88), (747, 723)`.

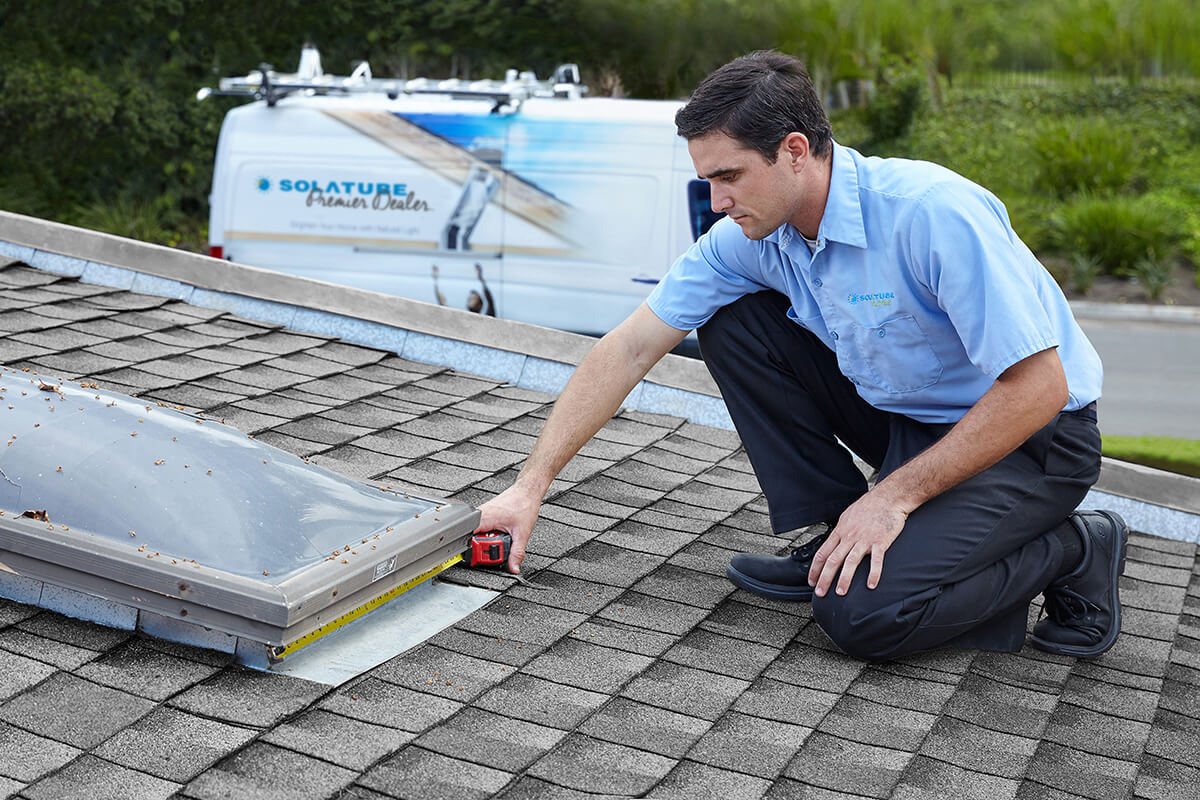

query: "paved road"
(1080, 318), (1200, 439)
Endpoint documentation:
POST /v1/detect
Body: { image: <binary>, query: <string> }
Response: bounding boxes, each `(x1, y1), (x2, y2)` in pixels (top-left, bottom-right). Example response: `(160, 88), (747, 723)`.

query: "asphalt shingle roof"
(0, 258), (1198, 799)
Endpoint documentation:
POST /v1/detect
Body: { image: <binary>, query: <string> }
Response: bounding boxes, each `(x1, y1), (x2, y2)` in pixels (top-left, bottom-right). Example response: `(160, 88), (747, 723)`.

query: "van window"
(687, 180), (724, 240)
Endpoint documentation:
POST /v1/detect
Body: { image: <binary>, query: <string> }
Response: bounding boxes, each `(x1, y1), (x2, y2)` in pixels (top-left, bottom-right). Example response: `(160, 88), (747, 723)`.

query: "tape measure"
(271, 552), (463, 661)
(466, 531), (512, 568)
(270, 532), (512, 661)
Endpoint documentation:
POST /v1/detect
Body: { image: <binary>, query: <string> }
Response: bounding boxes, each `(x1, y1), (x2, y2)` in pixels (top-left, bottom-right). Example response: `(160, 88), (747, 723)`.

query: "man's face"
(688, 132), (800, 241)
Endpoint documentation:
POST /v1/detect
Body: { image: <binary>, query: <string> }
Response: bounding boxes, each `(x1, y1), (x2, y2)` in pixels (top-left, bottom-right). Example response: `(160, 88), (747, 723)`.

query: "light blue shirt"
(647, 142), (1102, 424)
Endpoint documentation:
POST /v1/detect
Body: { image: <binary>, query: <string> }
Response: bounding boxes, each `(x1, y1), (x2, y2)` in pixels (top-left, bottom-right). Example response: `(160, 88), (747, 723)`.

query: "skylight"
(0, 365), (478, 661)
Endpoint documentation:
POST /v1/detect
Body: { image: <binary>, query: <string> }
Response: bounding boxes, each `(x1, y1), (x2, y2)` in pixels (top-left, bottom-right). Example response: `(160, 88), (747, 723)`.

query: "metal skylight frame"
(0, 365), (479, 661)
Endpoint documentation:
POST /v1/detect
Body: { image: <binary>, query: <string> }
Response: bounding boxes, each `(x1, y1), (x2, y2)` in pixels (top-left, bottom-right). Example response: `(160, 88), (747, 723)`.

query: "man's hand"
(475, 484), (543, 574)
(808, 491), (912, 596)
(807, 348), (1070, 597)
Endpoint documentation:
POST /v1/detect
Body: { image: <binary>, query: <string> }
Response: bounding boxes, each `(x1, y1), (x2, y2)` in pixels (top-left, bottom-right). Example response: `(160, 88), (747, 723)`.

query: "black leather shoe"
(726, 530), (830, 601)
(1030, 510), (1128, 658)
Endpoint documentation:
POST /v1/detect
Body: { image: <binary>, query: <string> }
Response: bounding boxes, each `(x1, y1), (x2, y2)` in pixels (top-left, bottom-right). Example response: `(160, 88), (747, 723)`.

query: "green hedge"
(837, 78), (1200, 293)
(1031, 119), (1142, 198)
(1050, 194), (1176, 276)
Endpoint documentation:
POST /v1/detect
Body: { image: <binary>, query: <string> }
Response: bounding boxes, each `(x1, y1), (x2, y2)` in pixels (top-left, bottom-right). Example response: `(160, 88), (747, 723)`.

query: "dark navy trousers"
(698, 291), (1102, 658)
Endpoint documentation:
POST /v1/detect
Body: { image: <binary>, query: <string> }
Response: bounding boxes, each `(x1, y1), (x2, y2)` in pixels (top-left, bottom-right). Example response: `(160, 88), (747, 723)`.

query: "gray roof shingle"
(0, 673), (155, 749)
(180, 742), (356, 800)
(21, 754), (180, 800)
(92, 706), (258, 782)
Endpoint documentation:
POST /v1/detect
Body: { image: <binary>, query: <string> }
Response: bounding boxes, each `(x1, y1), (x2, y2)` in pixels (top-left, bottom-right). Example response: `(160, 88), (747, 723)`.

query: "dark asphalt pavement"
(1080, 317), (1200, 440)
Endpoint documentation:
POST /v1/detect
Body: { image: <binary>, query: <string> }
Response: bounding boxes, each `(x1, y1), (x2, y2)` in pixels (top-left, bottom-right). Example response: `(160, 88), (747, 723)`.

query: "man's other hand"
(475, 485), (542, 574)
(808, 492), (910, 597)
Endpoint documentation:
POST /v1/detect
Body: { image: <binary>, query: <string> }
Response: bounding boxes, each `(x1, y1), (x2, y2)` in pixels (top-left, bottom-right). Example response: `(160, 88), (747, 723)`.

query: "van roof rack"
(197, 44), (587, 111)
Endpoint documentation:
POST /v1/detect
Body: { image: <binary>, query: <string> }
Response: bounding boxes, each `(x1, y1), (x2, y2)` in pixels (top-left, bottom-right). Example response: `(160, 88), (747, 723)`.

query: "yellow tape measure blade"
(273, 552), (463, 660)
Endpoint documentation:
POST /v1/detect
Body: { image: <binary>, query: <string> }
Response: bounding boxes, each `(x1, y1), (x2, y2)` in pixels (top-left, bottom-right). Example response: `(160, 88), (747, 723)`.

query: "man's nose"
(711, 186), (733, 213)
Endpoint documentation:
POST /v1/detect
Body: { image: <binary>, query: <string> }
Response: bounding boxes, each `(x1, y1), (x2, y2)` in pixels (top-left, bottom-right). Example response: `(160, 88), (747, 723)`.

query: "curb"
(1070, 300), (1200, 325)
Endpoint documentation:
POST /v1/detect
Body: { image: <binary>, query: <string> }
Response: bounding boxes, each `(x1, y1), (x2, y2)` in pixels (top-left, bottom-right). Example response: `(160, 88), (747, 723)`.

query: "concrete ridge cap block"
(80, 260), (136, 290)
(27, 249), (87, 277)
(1082, 488), (1200, 546)
(638, 383), (731, 428)
(0, 239), (36, 263)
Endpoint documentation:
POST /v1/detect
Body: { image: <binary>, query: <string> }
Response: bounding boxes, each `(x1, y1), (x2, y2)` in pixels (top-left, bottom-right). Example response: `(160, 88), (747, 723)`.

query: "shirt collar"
(768, 140), (867, 249)
(819, 141), (868, 248)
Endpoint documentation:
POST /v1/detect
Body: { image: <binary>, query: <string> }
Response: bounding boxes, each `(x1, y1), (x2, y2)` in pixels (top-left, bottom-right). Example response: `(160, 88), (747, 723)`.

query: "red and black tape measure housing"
(467, 531), (511, 567)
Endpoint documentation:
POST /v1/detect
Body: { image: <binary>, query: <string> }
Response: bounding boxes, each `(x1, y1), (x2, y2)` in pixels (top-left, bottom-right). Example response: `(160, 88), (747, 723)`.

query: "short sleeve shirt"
(646, 142), (1102, 424)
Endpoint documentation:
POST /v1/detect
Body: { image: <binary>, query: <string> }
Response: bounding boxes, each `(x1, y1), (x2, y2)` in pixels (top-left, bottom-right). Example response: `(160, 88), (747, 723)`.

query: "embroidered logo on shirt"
(848, 291), (896, 307)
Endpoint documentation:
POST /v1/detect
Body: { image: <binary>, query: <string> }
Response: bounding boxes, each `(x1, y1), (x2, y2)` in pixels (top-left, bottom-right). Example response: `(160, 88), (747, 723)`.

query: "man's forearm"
(811, 347), (1072, 595)
(513, 340), (643, 498)
(512, 305), (686, 500)
(871, 347), (1069, 513)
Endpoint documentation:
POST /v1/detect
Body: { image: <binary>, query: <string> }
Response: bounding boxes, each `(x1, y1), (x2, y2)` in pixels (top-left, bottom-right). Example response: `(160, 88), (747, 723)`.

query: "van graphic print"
(205, 48), (698, 336)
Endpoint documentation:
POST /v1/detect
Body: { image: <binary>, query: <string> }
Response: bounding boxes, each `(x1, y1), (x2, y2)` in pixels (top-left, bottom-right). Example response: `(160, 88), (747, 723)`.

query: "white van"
(201, 46), (722, 337)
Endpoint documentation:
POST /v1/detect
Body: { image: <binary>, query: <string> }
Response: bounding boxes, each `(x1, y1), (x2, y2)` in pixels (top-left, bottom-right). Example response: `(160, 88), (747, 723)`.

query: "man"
(477, 51), (1126, 661)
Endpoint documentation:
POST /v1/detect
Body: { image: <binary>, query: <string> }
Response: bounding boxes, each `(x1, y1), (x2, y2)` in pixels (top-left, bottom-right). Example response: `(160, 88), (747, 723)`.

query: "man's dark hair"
(675, 51), (832, 163)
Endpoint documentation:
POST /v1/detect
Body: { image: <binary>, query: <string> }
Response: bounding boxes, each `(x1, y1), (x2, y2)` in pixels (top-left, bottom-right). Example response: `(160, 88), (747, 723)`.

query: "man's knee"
(811, 588), (931, 662)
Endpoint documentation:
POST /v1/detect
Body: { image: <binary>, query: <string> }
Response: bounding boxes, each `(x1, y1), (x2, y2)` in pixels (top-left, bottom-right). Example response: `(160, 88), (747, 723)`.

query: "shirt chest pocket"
(838, 314), (944, 394)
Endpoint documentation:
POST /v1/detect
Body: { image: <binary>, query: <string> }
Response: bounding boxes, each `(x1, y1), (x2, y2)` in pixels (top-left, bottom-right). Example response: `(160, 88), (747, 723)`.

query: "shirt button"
(813, 278), (823, 288)
(831, 331), (839, 340)
(877, 329), (886, 338)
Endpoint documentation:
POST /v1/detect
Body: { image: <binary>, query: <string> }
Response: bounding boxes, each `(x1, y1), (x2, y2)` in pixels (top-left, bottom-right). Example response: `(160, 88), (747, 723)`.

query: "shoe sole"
(726, 563), (814, 602)
(1031, 510), (1128, 658)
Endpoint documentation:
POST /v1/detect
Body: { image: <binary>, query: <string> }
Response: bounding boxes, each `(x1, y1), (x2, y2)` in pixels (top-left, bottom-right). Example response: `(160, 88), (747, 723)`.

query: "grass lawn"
(1102, 435), (1200, 479)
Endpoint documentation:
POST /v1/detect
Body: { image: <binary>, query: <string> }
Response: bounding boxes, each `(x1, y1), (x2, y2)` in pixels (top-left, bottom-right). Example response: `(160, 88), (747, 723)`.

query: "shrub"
(1150, 189), (1200, 279)
(1050, 194), (1176, 276)
(1067, 252), (1102, 294)
(863, 58), (926, 145)
(1132, 255), (1173, 300)
(71, 193), (177, 246)
(1005, 195), (1058, 254)
(1031, 119), (1141, 198)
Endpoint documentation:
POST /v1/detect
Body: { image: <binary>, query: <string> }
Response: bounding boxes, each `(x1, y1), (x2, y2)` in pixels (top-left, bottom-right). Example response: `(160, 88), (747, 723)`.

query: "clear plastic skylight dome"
(0, 365), (477, 650)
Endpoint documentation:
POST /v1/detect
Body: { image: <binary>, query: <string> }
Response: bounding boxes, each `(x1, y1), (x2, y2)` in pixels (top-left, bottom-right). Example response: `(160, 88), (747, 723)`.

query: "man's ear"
(781, 132), (811, 171)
